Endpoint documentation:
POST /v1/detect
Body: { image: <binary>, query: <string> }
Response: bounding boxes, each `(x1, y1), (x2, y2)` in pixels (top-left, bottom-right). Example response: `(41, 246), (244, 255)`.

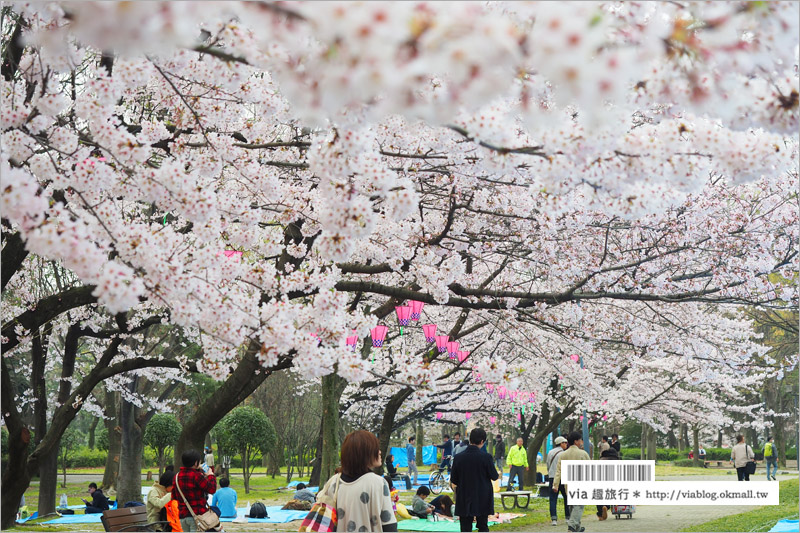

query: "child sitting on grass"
(411, 486), (435, 518)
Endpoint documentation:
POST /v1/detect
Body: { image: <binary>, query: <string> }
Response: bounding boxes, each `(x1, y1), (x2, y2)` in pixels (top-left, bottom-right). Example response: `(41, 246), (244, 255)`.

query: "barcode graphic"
(562, 460), (654, 483)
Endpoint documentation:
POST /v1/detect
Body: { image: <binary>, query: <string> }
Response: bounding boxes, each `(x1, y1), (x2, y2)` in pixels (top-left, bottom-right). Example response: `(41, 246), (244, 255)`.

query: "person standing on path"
(406, 436), (419, 486)
(546, 436), (569, 526)
(450, 428), (499, 533)
(553, 431), (591, 533)
(506, 437), (529, 491)
(764, 436), (778, 480)
(730, 434), (755, 481)
(436, 435), (454, 473)
(610, 434), (621, 453)
(493, 435), (506, 475)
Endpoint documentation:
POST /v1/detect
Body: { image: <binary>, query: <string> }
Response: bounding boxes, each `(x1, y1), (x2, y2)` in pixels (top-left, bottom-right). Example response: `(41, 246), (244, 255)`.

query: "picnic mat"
(769, 519), (799, 532)
(43, 514), (103, 524)
(397, 518), (497, 531)
(219, 506), (309, 523)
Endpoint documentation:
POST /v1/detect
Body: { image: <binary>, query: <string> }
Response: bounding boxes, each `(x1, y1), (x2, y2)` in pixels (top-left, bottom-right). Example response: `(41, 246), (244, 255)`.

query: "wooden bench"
(101, 506), (169, 532)
(703, 460), (724, 467)
(499, 491), (533, 510)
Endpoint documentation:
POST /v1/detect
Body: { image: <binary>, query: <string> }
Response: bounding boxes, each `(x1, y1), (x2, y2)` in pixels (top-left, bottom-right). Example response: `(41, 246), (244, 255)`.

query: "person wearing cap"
(493, 435), (506, 475)
(546, 435), (570, 526)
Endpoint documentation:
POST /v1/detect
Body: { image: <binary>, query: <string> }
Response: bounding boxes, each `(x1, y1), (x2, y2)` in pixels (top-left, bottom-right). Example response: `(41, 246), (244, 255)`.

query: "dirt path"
(529, 503), (760, 532)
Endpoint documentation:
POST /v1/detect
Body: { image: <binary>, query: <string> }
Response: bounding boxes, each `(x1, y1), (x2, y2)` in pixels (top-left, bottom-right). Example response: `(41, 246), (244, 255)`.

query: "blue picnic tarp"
(390, 445), (437, 467)
(43, 506), (307, 525)
(769, 519), (799, 532)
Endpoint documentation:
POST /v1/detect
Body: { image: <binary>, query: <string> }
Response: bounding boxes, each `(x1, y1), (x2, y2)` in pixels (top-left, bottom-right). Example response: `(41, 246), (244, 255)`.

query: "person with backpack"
(730, 435), (755, 481)
(764, 436), (778, 480)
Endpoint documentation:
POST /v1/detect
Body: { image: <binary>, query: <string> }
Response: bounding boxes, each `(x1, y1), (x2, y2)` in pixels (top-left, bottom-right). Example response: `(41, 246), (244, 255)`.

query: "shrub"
(673, 459), (697, 467)
(67, 446), (107, 468)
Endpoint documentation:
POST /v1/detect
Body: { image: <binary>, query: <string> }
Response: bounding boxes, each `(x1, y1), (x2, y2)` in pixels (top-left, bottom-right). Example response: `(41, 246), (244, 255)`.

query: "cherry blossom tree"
(2, 2), (798, 526)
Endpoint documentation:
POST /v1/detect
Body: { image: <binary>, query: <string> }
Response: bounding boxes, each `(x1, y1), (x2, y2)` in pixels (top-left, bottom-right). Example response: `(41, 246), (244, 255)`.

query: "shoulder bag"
(175, 473), (221, 532)
(745, 445), (757, 475)
(299, 474), (340, 532)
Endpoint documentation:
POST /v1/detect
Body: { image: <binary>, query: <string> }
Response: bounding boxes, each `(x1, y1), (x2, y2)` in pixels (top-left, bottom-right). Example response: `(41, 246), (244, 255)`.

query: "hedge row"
(619, 447), (798, 462)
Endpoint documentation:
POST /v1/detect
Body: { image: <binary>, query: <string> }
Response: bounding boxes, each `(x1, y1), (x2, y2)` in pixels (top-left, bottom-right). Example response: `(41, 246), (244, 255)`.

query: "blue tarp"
(43, 506), (308, 525)
(390, 445), (438, 467)
(220, 506), (308, 523)
(769, 519), (799, 532)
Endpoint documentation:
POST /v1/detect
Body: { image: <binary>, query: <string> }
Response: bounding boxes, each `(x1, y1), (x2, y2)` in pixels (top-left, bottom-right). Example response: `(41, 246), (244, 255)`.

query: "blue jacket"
(406, 443), (415, 463)
(211, 487), (237, 518)
(436, 440), (453, 457)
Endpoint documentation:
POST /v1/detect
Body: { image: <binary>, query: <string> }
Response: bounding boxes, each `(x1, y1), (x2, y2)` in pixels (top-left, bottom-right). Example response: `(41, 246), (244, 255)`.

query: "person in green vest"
(764, 436), (777, 481)
(506, 438), (529, 491)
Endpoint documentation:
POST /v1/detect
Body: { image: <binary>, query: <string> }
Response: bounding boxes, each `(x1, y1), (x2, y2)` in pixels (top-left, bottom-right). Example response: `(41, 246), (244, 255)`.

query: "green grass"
(680, 478), (799, 532)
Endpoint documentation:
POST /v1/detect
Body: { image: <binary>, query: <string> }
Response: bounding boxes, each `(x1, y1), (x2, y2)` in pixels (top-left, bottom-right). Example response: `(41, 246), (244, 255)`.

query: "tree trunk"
(1, 360), (33, 530)
(646, 425), (657, 462)
(243, 450), (250, 493)
(416, 420), (424, 467)
(716, 430), (723, 449)
(641, 425), (647, 460)
(524, 404), (573, 486)
(174, 341), (289, 468)
(102, 389), (121, 491)
(592, 427), (600, 460)
(677, 423), (684, 453)
(692, 426), (700, 467)
(682, 424), (690, 449)
(88, 417), (100, 450)
(377, 389), (412, 474)
(39, 448), (58, 516)
(667, 426), (678, 449)
(319, 374), (346, 488)
(118, 376), (144, 505)
(309, 419), (324, 487)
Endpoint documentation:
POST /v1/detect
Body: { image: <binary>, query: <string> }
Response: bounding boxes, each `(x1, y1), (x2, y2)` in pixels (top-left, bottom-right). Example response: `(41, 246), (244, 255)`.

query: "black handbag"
(745, 445), (756, 474)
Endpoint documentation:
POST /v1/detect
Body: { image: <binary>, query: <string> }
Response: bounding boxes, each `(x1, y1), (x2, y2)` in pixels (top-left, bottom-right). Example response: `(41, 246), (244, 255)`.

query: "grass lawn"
(680, 478), (799, 532)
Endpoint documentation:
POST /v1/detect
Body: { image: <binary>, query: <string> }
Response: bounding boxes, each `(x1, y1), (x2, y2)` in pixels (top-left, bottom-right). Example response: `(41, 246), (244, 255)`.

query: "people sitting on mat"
(410, 486), (435, 518)
(385, 453), (412, 490)
(292, 483), (316, 504)
(430, 495), (455, 519)
(147, 471), (175, 529)
(211, 477), (238, 518)
(82, 482), (110, 514)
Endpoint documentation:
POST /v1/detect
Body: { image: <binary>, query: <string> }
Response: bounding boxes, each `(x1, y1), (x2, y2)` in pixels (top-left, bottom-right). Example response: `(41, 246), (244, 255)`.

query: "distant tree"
(144, 414), (182, 476)
(59, 428), (84, 488)
(216, 407), (277, 493)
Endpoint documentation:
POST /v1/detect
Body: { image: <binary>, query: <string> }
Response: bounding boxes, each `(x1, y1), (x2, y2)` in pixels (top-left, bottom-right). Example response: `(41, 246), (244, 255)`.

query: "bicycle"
(428, 456), (452, 495)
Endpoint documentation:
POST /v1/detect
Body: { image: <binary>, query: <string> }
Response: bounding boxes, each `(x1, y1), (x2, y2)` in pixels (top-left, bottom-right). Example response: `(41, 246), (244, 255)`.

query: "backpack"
(248, 502), (268, 519)
(765, 442), (773, 457)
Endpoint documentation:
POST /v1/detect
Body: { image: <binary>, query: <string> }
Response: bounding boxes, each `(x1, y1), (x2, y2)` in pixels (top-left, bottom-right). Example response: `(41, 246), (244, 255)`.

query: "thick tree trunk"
(1, 360), (33, 530)
(39, 448), (59, 514)
(309, 419), (324, 487)
(117, 376), (144, 505)
(716, 430), (723, 449)
(677, 423), (684, 452)
(174, 341), (289, 468)
(641, 425), (647, 460)
(377, 389), (413, 474)
(319, 374), (346, 488)
(692, 426), (700, 467)
(524, 405), (573, 486)
(102, 389), (121, 491)
(667, 426), (678, 449)
(646, 425), (657, 462)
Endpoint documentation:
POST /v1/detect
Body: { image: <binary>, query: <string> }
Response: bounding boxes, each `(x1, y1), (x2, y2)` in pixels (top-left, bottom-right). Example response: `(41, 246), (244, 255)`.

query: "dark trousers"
(548, 479), (569, 519)
(85, 506), (104, 514)
(508, 465), (525, 491)
(736, 467), (750, 481)
(459, 515), (489, 532)
(439, 458), (451, 473)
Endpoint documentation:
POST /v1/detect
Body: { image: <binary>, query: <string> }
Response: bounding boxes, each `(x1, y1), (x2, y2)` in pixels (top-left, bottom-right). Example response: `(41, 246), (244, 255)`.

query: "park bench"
(101, 507), (169, 532)
(703, 460), (724, 467)
(499, 490), (533, 510)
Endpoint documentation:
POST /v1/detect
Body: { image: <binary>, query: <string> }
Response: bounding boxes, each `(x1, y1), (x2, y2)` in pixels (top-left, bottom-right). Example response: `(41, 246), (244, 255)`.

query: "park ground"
(8, 464), (799, 532)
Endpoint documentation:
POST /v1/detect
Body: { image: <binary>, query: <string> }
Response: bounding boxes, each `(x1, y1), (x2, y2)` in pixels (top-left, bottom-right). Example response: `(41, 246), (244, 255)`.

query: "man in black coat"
(82, 482), (110, 513)
(450, 428), (499, 532)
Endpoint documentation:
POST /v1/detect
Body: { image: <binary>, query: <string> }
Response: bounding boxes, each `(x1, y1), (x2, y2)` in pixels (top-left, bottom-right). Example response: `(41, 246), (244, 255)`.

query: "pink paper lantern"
(422, 324), (437, 343)
(446, 341), (460, 359)
(602, 415), (608, 421)
(530, 392), (536, 403)
(509, 390), (519, 402)
(457, 350), (470, 363)
(435, 412), (443, 420)
(465, 412), (472, 420)
(570, 354), (580, 362)
(497, 386), (507, 400)
(435, 335), (450, 353)
(395, 306), (411, 326)
(579, 415), (584, 421)
(486, 383), (495, 393)
(370, 325), (388, 347)
(516, 412), (521, 421)
(408, 300), (425, 321)
(345, 335), (358, 352)
(489, 416), (496, 424)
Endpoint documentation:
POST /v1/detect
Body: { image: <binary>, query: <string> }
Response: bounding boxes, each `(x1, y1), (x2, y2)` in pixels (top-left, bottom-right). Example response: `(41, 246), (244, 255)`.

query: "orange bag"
(166, 500), (183, 532)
